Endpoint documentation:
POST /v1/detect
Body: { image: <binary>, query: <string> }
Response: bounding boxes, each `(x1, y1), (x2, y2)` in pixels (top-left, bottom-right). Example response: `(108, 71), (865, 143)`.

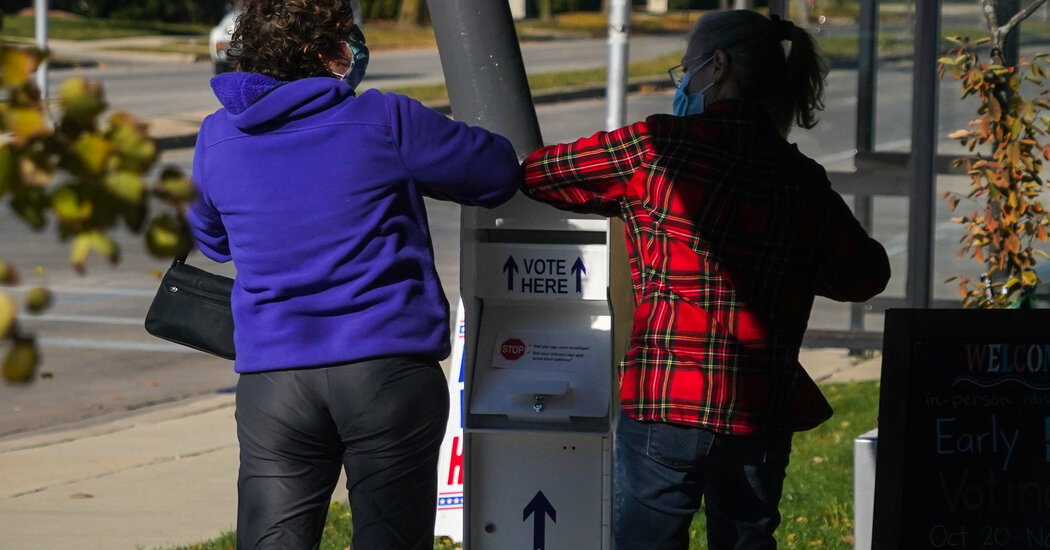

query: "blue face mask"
(672, 60), (714, 117)
(333, 26), (369, 91)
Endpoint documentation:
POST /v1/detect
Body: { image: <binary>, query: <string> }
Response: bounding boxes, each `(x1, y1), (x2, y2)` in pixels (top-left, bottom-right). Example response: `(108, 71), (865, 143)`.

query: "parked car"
(209, 9), (240, 74)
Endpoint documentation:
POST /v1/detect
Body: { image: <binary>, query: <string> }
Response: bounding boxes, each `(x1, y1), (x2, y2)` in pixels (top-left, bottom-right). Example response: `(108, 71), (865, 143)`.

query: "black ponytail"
(782, 22), (827, 131)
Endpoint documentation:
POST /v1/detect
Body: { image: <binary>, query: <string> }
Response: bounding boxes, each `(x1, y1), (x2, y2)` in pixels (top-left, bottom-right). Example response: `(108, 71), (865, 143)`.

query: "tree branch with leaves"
(940, 4), (1050, 308)
(1, 43), (195, 383)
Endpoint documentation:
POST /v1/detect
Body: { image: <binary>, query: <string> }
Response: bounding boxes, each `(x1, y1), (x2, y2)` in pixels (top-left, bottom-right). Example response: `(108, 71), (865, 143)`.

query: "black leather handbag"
(144, 253), (236, 360)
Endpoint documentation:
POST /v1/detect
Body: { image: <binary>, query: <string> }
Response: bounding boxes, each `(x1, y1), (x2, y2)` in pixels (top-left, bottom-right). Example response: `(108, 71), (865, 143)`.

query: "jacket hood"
(210, 72), (355, 131)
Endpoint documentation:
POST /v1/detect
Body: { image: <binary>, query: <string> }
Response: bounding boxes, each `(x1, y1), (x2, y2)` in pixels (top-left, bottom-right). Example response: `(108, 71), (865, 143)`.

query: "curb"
(0, 392), (236, 454)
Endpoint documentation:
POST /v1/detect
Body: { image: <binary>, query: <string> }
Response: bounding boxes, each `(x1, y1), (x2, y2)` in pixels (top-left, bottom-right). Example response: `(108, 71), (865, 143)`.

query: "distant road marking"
(9, 285), (156, 298)
(37, 337), (199, 354)
(23, 314), (143, 326)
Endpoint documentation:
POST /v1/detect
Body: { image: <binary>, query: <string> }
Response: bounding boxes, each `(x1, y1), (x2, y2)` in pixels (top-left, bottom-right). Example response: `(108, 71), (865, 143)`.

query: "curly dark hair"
(230, 0), (356, 81)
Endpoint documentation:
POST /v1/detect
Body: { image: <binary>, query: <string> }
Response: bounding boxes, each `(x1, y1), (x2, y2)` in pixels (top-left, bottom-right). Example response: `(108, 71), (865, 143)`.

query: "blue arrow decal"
(503, 256), (519, 291)
(523, 490), (556, 550)
(570, 257), (586, 293)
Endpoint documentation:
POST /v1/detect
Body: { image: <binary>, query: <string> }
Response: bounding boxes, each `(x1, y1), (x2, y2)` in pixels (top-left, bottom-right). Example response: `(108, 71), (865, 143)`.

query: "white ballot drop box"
(461, 193), (613, 550)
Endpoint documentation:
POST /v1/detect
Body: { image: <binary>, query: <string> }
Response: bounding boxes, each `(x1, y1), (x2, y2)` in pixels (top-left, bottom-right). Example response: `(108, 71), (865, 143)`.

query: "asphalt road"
(0, 31), (1012, 437)
(44, 34), (688, 120)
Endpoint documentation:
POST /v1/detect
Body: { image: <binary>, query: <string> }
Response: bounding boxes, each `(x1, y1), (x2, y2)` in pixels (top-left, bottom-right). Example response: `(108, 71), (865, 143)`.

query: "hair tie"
(770, 14), (795, 41)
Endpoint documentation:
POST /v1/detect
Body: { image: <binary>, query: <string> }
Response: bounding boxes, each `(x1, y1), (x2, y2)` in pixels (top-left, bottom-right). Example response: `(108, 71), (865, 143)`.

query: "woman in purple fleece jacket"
(187, 1), (520, 548)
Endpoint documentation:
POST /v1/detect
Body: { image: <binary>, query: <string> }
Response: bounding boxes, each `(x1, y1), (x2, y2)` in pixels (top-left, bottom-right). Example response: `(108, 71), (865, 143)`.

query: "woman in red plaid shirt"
(522, 10), (890, 550)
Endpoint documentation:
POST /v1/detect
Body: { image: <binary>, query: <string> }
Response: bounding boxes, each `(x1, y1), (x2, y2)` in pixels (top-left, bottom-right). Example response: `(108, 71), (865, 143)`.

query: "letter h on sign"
(449, 436), (464, 485)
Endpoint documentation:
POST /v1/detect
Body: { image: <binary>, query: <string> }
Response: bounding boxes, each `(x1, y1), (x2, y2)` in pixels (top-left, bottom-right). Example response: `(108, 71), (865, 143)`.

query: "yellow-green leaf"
(988, 97), (1002, 120)
(1009, 116), (1023, 140)
(104, 171), (144, 204)
(93, 233), (118, 262)
(71, 133), (112, 176)
(24, 287), (52, 314)
(50, 187), (93, 223)
(0, 291), (15, 339)
(69, 231), (120, 271)
(4, 108), (48, 144)
(59, 77), (106, 125)
(107, 112), (157, 169)
(69, 233), (92, 272)
(145, 215), (190, 258)
(2, 336), (39, 384)
(159, 173), (196, 202)
(0, 47), (38, 87)
(1007, 142), (1021, 168)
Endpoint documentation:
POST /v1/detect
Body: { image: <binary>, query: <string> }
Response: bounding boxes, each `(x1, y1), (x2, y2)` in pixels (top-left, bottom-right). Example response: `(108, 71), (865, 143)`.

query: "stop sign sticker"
(500, 338), (526, 361)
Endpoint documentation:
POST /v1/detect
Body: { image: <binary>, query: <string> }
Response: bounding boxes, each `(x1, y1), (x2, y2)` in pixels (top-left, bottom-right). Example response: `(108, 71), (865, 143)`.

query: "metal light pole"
(34, 0), (48, 101)
(605, 0), (629, 132)
(605, 0), (633, 384)
(905, 0), (942, 308)
(425, 0), (541, 155)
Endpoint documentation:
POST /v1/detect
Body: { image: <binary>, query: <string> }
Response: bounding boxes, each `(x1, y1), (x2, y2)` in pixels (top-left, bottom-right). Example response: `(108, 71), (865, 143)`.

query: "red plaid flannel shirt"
(522, 100), (890, 434)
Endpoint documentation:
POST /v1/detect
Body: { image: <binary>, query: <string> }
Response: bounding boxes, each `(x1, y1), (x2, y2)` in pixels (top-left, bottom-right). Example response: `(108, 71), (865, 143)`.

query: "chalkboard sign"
(874, 309), (1050, 549)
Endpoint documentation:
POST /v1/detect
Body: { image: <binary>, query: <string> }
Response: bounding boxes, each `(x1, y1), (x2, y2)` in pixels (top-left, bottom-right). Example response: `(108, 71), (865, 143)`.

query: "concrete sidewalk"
(0, 349), (880, 550)
(0, 392), (239, 550)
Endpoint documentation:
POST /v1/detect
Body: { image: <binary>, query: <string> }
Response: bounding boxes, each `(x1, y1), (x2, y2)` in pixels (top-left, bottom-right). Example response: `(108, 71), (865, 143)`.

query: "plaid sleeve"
(520, 121), (651, 217)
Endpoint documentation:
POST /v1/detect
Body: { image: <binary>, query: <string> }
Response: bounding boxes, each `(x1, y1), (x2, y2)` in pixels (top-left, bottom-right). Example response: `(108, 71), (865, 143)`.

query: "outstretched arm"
(520, 121), (651, 217)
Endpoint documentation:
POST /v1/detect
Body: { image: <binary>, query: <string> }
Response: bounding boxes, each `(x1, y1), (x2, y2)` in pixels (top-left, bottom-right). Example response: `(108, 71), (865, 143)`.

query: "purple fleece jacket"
(189, 73), (520, 373)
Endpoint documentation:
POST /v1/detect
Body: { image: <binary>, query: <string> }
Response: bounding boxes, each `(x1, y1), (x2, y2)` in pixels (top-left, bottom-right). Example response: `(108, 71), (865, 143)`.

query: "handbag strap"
(170, 251), (189, 269)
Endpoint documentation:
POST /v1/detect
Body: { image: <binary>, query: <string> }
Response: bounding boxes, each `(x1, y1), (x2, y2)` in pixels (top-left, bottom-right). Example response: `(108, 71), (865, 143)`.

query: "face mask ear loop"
(342, 26), (370, 90)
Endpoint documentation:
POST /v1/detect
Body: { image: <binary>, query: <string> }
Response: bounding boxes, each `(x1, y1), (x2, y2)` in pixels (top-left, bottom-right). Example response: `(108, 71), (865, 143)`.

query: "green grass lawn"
(165, 380), (879, 550)
(0, 15), (210, 40)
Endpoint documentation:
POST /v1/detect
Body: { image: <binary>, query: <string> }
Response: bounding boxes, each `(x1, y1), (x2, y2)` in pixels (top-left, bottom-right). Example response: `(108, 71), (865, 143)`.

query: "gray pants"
(234, 356), (449, 549)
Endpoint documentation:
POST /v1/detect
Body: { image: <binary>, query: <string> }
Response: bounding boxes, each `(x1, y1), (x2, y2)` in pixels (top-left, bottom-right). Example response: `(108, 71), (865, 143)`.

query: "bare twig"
(1002, 0), (1050, 36)
(984, 0), (1050, 60)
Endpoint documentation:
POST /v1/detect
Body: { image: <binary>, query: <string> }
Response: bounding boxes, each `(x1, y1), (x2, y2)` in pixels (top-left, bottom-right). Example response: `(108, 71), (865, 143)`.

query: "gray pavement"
(0, 35), (884, 550)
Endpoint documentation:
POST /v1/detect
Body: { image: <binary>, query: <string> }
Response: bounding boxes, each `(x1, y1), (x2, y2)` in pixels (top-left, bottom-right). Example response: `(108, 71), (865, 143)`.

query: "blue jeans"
(614, 412), (793, 550)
